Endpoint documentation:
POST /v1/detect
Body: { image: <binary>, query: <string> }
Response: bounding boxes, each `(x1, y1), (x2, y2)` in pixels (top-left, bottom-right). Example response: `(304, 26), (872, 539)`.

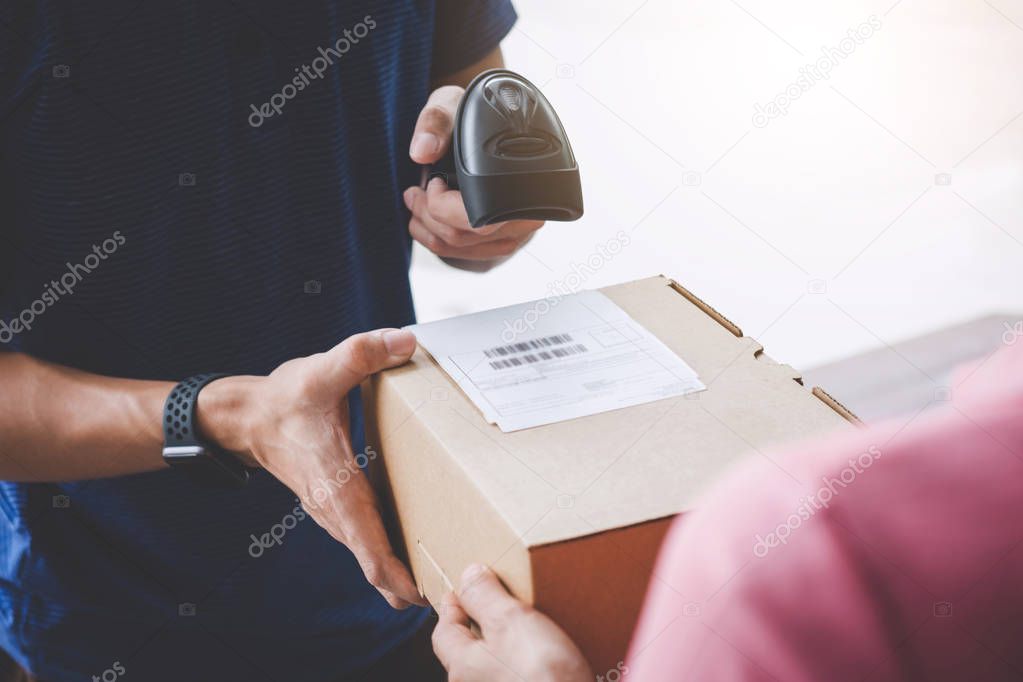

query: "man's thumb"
(409, 86), (463, 164)
(327, 329), (417, 390)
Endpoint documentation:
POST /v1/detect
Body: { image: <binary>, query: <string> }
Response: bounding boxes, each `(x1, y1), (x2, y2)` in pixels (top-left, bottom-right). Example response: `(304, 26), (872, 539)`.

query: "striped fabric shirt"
(0, 2), (516, 680)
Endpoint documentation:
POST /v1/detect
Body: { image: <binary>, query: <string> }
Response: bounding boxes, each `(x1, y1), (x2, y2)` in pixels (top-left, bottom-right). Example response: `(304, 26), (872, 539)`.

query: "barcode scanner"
(427, 69), (584, 228)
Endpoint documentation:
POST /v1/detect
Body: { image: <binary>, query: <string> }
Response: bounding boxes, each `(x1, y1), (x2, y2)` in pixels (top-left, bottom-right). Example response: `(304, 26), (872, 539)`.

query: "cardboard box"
(364, 276), (857, 672)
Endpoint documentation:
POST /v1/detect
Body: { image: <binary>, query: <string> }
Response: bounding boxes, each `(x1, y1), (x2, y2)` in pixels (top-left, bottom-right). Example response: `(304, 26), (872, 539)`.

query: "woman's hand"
(432, 564), (592, 682)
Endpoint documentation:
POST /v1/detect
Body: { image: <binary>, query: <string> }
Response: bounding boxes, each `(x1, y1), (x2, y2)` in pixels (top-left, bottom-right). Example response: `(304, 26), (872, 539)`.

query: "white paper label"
(407, 291), (705, 432)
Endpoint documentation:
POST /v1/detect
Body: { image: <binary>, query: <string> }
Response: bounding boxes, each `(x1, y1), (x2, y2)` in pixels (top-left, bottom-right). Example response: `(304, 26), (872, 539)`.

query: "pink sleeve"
(625, 346), (1023, 682)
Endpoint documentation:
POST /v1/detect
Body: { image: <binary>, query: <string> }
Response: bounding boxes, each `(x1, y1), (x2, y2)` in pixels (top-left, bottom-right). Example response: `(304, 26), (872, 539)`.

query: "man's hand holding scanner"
(405, 86), (544, 264)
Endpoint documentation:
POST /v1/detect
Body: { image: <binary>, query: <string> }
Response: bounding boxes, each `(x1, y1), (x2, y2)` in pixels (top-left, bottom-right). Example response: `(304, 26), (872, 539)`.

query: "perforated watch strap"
(163, 373), (229, 447)
(162, 373), (249, 488)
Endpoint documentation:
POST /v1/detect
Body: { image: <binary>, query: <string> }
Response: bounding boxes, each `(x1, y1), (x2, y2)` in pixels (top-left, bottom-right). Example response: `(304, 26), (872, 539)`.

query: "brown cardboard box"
(364, 276), (857, 672)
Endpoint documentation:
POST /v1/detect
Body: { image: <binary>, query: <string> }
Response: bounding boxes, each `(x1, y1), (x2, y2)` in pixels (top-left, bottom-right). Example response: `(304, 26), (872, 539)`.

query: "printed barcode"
(483, 334), (574, 358)
(488, 344), (589, 370)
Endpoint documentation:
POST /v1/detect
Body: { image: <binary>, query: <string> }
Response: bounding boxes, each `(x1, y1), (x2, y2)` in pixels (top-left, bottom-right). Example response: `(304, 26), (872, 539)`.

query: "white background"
(411, 0), (1023, 370)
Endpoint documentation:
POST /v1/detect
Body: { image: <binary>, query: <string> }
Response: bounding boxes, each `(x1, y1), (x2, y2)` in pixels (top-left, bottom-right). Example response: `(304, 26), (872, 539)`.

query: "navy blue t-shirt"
(0, 2), (515, 680)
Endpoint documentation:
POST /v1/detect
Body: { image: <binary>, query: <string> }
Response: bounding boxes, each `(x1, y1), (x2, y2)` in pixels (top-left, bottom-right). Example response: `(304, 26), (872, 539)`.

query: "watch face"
(162, 445), (208, 461)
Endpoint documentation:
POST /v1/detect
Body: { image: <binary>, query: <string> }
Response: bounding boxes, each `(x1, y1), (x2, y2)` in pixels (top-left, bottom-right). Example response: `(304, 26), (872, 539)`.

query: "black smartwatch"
(162, 373), (250, 488)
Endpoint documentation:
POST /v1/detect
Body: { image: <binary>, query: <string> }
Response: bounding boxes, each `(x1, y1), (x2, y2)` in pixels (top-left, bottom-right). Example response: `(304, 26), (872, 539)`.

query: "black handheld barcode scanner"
(428, 69), (584, 228)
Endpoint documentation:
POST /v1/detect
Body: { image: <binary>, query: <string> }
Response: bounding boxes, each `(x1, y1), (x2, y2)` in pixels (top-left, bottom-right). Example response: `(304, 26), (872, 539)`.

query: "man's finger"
(408, 183), (482, 247)
(319, 515), (420, 609)
(410, 86), (464, 164)
(457, 564), (527, 634)
(432, 591), (477, 670)
(324, 328), (417, 392)
(408, 216), (449, 256)
(407, 191), (482, 249)
(421, 179), (544, 239)
(422, 178), (508, 238)
(379, 586), (414, 611)
(425, 177), (485, 233)
(407, 181), (541, 245)
(329, 476), (426, 608)
(405, 186), (463, 245)
(305, 457), (424, 609)
(439, 590), (471, 627)
(482, 219), (544, 242)
(410, 217), (523, 259)
(347, 532), (426, 608)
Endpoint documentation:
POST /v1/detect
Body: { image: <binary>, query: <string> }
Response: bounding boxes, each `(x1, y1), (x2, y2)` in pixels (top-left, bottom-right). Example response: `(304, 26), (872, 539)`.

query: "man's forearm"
(0, 353), (205, 481)
(0, 353), (259, 482)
